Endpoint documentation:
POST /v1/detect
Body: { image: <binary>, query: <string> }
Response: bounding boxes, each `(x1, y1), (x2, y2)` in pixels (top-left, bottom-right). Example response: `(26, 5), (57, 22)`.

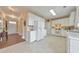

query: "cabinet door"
(70, 39), (79, 53)
(30, 31), (36, 42)
(69, 12), (75, 26)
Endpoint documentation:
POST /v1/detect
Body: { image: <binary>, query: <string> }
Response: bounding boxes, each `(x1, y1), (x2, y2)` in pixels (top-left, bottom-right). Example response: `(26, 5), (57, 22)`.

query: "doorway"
(8, 21), (16, 34)
(0, 19), (25, 49)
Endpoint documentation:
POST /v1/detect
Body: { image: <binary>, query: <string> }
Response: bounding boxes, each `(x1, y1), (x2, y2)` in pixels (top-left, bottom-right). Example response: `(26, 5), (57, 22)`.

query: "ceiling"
(0, 6), (76, 20)
(24, 6), (76, 19)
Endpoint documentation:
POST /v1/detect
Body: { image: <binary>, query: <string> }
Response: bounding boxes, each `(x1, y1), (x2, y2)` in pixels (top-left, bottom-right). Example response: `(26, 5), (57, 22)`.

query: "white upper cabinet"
(75, 7), (79, 26)
(28, 13), (35, 25)
(52, 11), (76, 26)
(52, 18), (69, 26)
(69, 11), (76, 26)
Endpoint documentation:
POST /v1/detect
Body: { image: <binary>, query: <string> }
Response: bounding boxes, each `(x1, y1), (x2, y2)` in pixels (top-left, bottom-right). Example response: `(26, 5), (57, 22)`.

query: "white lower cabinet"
(70, 39), (79, 53)
(67, 32), (79, 53)
(29, 31), (36, 42)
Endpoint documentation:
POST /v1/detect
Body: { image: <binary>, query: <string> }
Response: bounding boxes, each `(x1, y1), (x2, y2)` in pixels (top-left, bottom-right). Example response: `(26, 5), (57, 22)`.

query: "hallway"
(0, 35), (67, 53)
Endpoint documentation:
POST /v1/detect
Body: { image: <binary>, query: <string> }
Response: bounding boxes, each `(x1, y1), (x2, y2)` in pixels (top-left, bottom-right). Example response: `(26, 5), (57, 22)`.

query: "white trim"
(0, 20), (16, 24)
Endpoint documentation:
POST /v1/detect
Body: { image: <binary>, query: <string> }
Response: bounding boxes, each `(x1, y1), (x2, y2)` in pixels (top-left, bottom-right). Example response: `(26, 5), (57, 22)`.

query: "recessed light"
(49, 9), (56, 16)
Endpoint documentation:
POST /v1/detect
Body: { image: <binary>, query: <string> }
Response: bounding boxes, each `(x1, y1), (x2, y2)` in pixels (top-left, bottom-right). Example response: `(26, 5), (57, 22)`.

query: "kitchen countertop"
(67, 30), (79, 40)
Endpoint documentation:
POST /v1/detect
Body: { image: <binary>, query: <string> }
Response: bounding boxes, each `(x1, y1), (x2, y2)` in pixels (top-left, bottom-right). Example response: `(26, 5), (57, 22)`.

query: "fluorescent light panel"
(49, 9), (56, 15)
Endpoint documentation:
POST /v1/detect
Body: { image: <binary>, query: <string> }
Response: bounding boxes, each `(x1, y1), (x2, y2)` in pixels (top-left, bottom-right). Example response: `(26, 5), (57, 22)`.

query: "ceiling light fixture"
(49, 9), (56, 16)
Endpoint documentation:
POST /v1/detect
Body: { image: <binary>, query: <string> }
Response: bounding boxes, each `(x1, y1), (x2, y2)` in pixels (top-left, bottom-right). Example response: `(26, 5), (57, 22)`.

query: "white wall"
(45, 21), (52, 35)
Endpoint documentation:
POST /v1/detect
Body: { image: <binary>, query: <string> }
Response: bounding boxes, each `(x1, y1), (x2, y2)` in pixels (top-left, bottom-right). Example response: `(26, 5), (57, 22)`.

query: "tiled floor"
(0, 35), (67, 53)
